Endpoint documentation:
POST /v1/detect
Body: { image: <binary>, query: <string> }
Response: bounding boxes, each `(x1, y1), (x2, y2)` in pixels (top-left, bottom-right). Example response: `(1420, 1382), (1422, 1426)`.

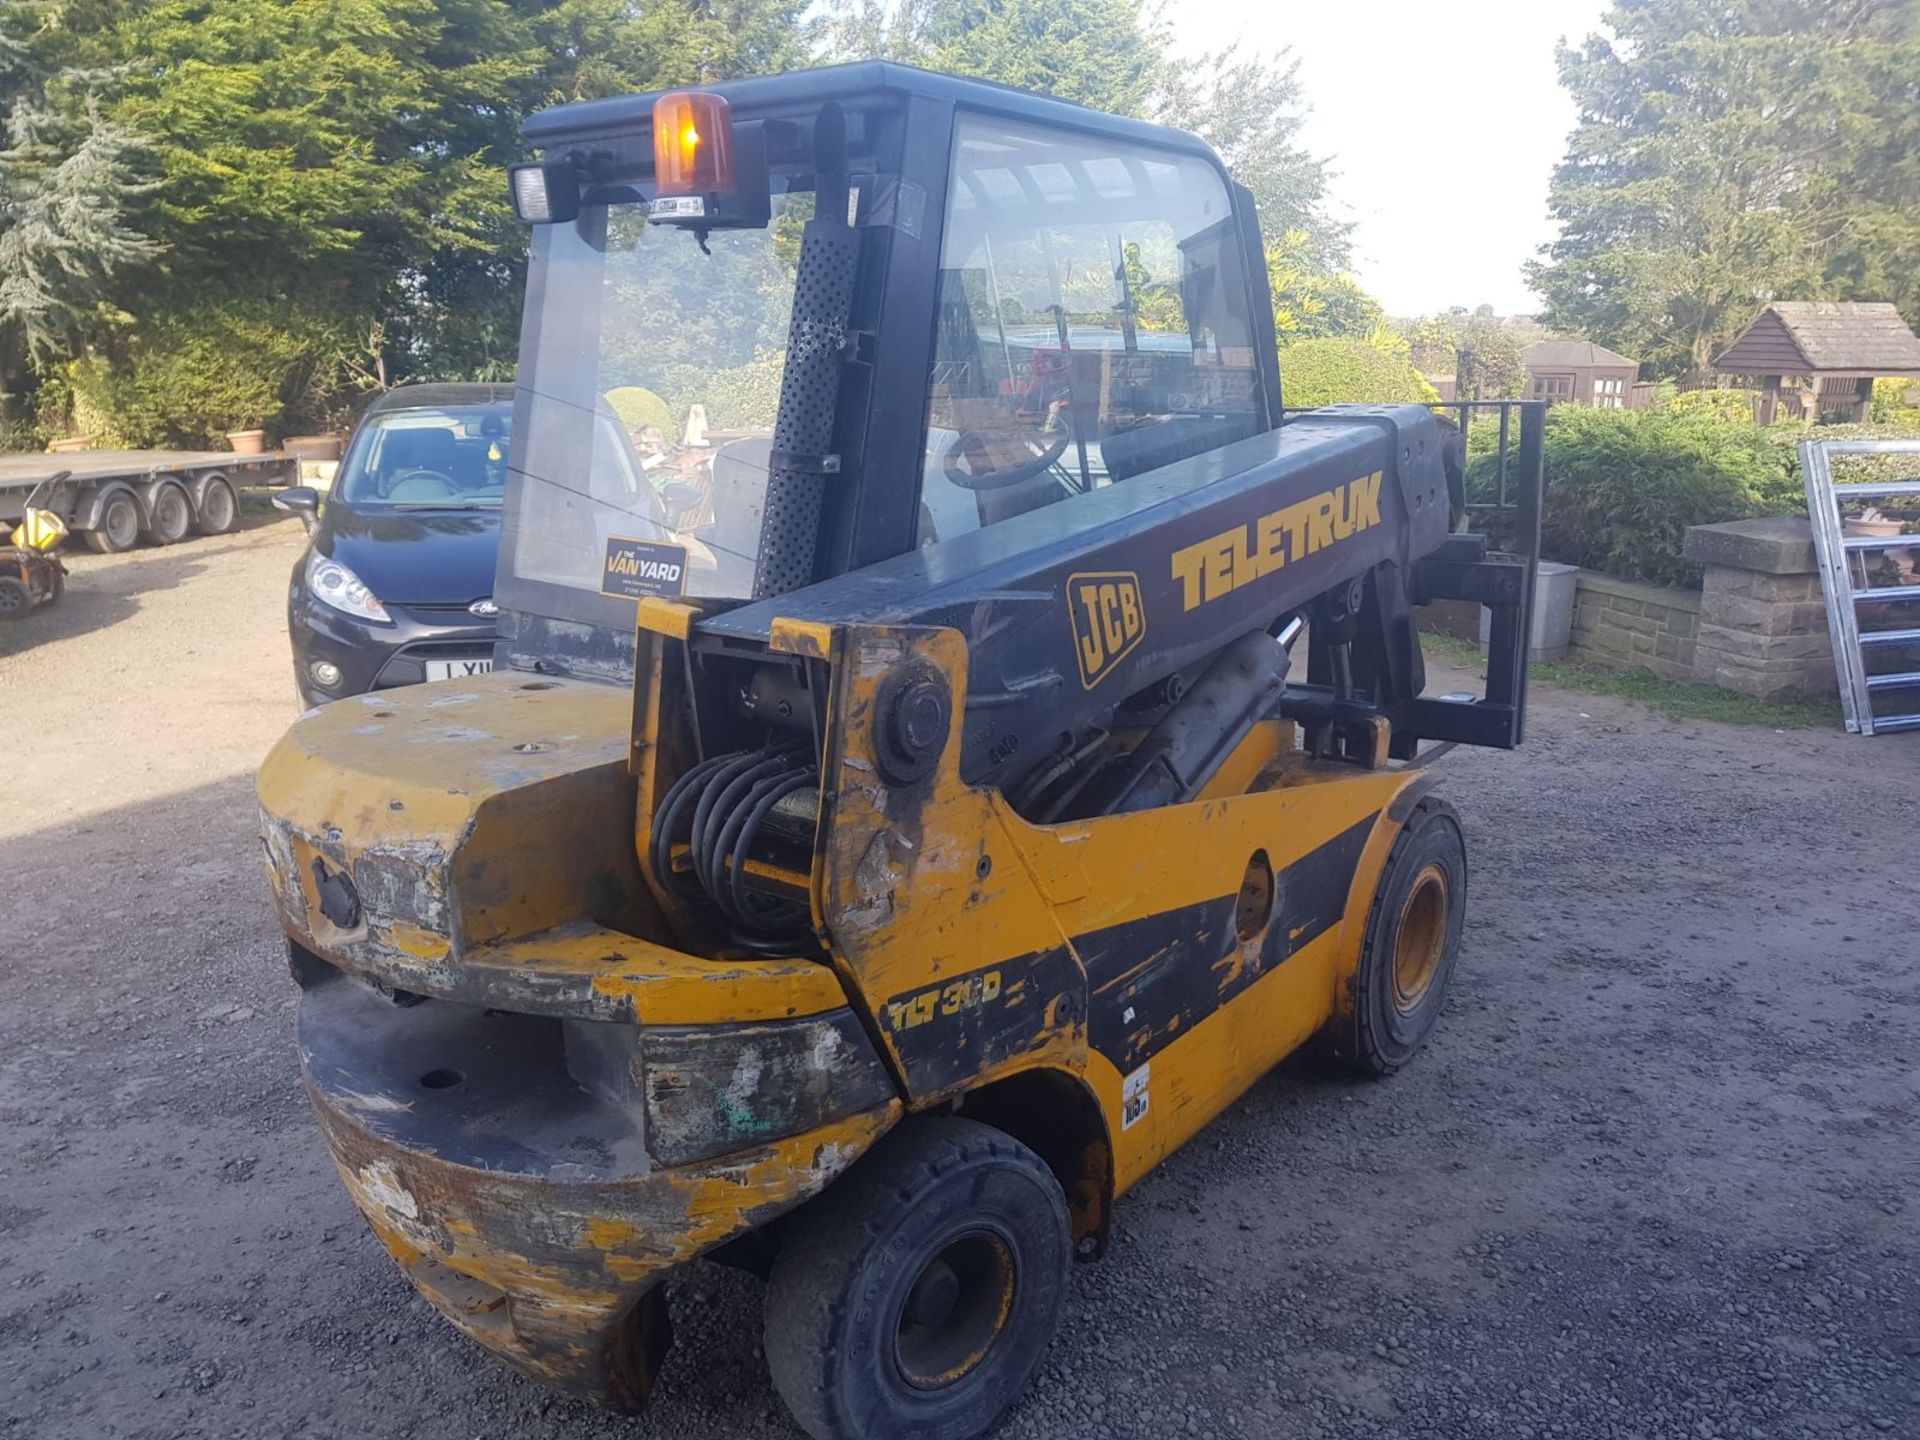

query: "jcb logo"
(1067, 571), (1146, 689)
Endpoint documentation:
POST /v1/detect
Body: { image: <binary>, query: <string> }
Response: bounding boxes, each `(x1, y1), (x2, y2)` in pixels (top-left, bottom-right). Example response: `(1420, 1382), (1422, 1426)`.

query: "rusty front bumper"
(297, 968), (900, 1409)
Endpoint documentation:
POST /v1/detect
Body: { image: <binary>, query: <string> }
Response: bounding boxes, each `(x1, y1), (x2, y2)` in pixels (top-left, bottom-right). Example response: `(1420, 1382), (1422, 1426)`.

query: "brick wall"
(1568, 572), (1700, 683)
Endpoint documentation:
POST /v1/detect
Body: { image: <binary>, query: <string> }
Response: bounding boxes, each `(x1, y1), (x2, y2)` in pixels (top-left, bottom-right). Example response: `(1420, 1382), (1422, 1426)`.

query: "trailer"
(0, 449), (297, 553)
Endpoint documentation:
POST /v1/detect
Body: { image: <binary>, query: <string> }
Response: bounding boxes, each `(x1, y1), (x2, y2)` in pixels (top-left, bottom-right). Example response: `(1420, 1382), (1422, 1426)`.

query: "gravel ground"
(2, 513), (1918, 1440)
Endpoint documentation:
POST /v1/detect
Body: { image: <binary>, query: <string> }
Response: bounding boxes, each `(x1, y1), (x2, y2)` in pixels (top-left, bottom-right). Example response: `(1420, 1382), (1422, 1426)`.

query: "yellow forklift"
(258, 62), (1543, 1440)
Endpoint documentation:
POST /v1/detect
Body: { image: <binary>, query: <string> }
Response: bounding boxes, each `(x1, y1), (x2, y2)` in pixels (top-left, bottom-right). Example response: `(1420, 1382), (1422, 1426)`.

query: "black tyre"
(0, 575), (28, 619)
(143, 482), (192, 545)
(764, 1117), (1071, 1440)
(192, 476), (239, 535)
(82, 490), (141, 553)
(1321, 798), (1467, 1076)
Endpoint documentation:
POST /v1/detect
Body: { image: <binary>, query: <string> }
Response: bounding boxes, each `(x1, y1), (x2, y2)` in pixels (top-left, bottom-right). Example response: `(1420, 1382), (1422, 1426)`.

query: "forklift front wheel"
(1328, 798), (1467, 1076)
(763, 1117), (1070, 1440)
(0, 576), (29, 619)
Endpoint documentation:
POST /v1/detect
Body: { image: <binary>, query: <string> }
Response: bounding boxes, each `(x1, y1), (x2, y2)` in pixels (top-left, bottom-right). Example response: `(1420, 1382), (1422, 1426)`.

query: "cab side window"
(919, 114), (1265, 544)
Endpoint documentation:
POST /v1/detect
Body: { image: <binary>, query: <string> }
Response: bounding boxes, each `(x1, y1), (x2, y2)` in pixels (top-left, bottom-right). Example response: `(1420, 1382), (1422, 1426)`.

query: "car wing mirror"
(273, 486), (321, 534)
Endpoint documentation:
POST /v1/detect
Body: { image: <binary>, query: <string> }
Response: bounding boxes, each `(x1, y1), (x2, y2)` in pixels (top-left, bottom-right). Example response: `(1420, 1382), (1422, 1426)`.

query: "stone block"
(1574, 570), (1703, 615)
(1699, 592), (1796, 637)
(1683, 517), (1820, 575)
(1748, 630), (1836, 663)
(1784, 603), (1832, 636)
(1701, 658), (1814, 701)
(1589, 625), (1634, 657)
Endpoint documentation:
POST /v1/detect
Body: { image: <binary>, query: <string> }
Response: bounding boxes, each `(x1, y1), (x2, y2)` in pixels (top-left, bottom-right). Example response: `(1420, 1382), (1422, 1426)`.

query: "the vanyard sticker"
(601, 536), (688, 600)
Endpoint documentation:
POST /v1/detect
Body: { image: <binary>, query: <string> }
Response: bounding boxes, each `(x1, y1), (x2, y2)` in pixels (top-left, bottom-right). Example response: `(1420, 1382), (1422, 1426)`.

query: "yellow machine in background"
(257, 63), (1542, 1440)
(0, 472), (70, 620)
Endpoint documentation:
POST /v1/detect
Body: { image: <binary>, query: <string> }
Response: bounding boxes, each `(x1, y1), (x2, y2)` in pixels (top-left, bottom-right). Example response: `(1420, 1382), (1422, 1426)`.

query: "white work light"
(510, 164), (552, 224)
(509, 160), (581, 226)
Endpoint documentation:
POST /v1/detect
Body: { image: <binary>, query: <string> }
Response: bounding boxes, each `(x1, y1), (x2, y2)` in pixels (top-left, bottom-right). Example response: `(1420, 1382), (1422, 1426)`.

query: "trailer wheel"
(1321, 798), (1467, 1076)
(0, 576), (28, 619)
(143, 481), (192, 545)
(83, 490), (142, 553)
(192, 476), (239, 535)
(764, 1117), (1070, 1440)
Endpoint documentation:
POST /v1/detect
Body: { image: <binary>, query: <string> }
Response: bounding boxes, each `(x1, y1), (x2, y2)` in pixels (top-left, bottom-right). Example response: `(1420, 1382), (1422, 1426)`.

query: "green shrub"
(1871, 377), (1920, 427)
(655, 352), (786, 433)
(0, 418), (44, 453)
(63, 293), (366, 447)
(606, 386), (675, 437)
(1467, 407), (1800, 588)
(1667, 387), (1761, 423)
(1280, 338), (1440, 409)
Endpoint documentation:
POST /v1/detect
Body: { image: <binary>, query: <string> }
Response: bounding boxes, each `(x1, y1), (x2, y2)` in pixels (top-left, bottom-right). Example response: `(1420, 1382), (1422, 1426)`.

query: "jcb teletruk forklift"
(258, 62), (1541, 1440)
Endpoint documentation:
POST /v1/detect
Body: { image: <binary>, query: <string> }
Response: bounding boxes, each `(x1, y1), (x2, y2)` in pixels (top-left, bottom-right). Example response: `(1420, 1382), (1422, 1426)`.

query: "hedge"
(1279, 338), (1439, 409)
(1467, 407), (1802, 588)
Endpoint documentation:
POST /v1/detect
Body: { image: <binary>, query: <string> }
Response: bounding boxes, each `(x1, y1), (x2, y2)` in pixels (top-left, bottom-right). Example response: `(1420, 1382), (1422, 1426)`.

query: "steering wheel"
(942, 414), (1073, 492)
(383, 467), (460, 502)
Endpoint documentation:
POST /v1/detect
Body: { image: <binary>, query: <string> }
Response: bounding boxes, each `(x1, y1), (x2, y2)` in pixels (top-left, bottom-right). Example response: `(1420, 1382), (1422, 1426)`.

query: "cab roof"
(520, 59), (1223, 169)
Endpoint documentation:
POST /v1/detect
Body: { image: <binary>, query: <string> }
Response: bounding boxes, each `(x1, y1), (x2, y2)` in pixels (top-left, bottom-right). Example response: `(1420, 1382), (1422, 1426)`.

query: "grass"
(1419, 630), (1840, 729)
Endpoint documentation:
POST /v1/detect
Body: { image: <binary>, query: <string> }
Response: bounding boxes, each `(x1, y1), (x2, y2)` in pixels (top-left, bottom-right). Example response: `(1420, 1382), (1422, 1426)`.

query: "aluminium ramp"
(1801, 437), (1920, 735)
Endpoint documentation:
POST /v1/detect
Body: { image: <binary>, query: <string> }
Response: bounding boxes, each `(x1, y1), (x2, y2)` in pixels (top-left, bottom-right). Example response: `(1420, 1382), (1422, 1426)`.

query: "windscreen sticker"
(601, 536), (688, 600)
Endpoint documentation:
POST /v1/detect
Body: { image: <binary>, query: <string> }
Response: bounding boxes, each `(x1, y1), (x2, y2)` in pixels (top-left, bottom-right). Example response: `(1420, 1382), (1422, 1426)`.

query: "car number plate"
(424, 658), (493, 682)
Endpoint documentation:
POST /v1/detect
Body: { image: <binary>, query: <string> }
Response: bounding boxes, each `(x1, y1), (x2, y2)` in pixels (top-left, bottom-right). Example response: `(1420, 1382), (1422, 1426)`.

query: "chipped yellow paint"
(636, 597), (697, 639)
(383, 921), (451, 963)
(768, 615), (834, 659)
(315, 1090), (900, 1395)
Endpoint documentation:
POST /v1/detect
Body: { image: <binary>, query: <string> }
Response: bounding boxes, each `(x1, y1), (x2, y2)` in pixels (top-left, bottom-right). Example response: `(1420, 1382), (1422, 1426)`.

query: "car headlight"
(306, 551), (391, 624)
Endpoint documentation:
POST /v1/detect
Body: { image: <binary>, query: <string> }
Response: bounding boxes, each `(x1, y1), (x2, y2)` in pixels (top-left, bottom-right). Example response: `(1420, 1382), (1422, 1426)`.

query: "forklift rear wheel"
(83, 491), (141, 553)
(763, 1117), (1070, 1440)
(0, 576), (28, 619)
(144, 482), (192, 545)
(1325, 798), (1466, 1076)
(192, 476), (239, 535)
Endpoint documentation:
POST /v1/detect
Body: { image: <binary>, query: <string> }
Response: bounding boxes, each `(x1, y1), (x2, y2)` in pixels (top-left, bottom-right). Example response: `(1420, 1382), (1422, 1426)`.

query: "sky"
(1181, 0), (1612, 319)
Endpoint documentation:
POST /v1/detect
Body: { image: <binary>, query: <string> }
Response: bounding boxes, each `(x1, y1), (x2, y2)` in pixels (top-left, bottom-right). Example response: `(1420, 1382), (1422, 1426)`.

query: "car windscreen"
(335, 405), (513, 509)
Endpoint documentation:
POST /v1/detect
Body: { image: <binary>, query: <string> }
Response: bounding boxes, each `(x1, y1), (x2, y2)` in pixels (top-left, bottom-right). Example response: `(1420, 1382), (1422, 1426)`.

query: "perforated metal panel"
(753, 222), (862, 598)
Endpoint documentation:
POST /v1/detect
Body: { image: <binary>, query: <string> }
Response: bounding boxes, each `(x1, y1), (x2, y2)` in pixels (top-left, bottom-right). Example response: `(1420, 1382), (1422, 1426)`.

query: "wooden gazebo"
(1715, 301), (1920, 425)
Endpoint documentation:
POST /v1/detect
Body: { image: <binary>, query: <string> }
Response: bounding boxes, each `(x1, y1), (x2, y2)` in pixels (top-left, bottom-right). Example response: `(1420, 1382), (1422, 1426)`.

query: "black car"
(277, 384), (511, 707)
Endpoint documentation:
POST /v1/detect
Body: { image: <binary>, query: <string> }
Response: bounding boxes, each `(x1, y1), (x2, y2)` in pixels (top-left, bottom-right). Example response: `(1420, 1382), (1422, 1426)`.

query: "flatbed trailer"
(0, 449), (297, 552)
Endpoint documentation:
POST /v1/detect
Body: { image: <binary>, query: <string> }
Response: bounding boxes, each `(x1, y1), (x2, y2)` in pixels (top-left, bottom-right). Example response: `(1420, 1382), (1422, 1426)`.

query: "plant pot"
(282, 434), (344, 463)
(226, 429), (268, 455)
(1844, 516), (1905, 539)
(47, 435), (96, 453)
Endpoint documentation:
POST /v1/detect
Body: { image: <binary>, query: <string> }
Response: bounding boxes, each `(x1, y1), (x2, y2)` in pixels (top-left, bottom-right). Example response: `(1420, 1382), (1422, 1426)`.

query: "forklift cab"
(493, 61), (1281, 683)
